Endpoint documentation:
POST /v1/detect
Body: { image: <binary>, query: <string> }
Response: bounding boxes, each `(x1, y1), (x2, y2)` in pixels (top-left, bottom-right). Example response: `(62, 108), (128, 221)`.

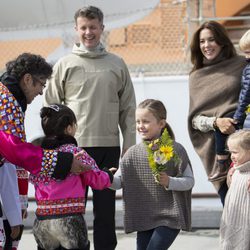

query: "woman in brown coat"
(188, 21), (247, 205)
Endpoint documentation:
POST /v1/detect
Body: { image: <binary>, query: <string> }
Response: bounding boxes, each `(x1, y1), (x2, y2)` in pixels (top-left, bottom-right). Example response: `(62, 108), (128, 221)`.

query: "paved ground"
(19, 197), (222, 249)
(19, 229), (220, 250)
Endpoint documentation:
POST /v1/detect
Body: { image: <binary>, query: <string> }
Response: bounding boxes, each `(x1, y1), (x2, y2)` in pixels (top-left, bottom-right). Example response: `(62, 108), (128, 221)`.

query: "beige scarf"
(188, 55), (246, 190)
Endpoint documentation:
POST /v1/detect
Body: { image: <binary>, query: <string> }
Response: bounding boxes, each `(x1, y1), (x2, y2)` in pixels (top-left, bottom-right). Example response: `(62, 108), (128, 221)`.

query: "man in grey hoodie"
(44, 6), (136, 250)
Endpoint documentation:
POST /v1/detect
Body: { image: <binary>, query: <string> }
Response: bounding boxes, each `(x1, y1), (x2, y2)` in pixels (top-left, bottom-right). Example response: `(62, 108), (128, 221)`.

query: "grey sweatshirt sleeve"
(167, 164), (194, 191)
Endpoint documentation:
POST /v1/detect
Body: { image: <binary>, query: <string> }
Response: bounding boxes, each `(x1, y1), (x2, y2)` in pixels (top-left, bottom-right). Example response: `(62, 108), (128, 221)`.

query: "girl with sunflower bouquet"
(111, 99), (194, 250)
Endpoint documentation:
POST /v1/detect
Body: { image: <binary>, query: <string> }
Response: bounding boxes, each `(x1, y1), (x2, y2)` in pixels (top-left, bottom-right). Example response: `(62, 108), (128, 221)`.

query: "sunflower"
(144, 128), (180, 181)
(160, 145), (174, 161)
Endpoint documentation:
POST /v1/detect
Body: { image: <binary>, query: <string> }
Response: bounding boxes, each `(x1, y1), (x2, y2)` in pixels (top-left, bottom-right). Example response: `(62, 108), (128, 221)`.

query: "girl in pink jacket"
(30, 104), (113, 250)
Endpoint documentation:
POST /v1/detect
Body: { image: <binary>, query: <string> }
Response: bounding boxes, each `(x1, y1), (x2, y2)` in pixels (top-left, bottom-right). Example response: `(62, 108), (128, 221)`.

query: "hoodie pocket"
(107, 103), (119, 135)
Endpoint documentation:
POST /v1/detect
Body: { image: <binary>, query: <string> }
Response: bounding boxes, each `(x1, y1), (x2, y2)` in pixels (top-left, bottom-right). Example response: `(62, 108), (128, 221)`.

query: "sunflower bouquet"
(145, 128), (181, 183)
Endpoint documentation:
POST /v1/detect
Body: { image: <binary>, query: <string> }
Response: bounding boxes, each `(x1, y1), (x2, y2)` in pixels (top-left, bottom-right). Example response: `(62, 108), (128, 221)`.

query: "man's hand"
(70, 150), (92, 174)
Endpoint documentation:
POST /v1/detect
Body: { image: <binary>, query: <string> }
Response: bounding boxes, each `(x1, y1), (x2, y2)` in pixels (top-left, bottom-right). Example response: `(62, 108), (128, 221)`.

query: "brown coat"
(188, 55), (247, 190)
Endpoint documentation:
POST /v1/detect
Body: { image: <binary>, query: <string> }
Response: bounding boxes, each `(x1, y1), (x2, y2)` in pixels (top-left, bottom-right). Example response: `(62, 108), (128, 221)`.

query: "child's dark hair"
(138, 99), (175, 140)
(40, 104), (77, 137)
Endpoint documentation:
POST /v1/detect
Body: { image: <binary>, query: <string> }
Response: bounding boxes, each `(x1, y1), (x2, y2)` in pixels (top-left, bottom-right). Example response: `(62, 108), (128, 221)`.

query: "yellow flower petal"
(160, 145), (173, 160)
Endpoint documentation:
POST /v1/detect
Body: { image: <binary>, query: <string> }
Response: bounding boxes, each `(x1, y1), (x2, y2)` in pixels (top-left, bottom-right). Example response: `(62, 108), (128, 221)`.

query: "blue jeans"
(136, 226), (180, 250)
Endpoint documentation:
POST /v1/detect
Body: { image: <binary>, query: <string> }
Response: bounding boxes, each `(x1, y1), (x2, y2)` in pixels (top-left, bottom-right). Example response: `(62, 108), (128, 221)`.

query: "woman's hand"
(22, 209), (28, 219)
(70, 151), (92, 174)
(216, 117), (236, 134)
(10, 225), (21, 240)
(158, 172), (170, 188)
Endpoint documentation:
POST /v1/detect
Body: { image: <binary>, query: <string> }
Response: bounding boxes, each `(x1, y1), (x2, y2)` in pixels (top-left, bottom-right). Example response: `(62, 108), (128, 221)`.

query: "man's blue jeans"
(136, 226), (180, 250)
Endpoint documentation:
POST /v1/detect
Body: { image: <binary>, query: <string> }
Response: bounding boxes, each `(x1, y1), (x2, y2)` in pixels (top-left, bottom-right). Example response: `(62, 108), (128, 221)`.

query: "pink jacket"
(0, 131), (76, 180)
(0, 131), (48, 175)
(29, 143), (111, 217)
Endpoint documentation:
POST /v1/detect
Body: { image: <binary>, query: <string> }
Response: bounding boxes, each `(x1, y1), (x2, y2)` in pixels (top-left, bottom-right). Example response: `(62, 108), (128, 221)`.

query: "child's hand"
(158, 172), (170, 188)
(109, 168), (118, 174)
(10, 225), (21, 240)
(226, 167), (235, 188)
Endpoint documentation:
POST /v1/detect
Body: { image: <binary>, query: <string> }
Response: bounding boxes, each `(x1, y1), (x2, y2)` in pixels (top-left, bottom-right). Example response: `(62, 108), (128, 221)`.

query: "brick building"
(0, 0), (250, 75)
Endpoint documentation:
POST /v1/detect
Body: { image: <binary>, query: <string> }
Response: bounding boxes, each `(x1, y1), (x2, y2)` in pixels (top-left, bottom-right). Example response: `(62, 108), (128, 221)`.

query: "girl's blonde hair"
(137, 99), (175, 140)
(227, 129), (250, 151)
(239, 29), (250, 51)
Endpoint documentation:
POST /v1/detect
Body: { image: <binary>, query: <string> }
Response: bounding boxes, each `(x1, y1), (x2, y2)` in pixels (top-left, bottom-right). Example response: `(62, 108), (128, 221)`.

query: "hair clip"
(49, 104), (60, 112)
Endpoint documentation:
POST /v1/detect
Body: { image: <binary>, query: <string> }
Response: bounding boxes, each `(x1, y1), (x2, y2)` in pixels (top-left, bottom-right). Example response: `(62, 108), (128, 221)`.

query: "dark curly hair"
(5, 53), (52, 82)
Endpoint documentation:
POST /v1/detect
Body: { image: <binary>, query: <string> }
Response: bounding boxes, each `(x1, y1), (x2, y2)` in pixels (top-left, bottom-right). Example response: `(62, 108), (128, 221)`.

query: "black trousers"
(218, 180), (228, 207)
(3, 220), (23, 250)
(83, 147), (120, 250)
